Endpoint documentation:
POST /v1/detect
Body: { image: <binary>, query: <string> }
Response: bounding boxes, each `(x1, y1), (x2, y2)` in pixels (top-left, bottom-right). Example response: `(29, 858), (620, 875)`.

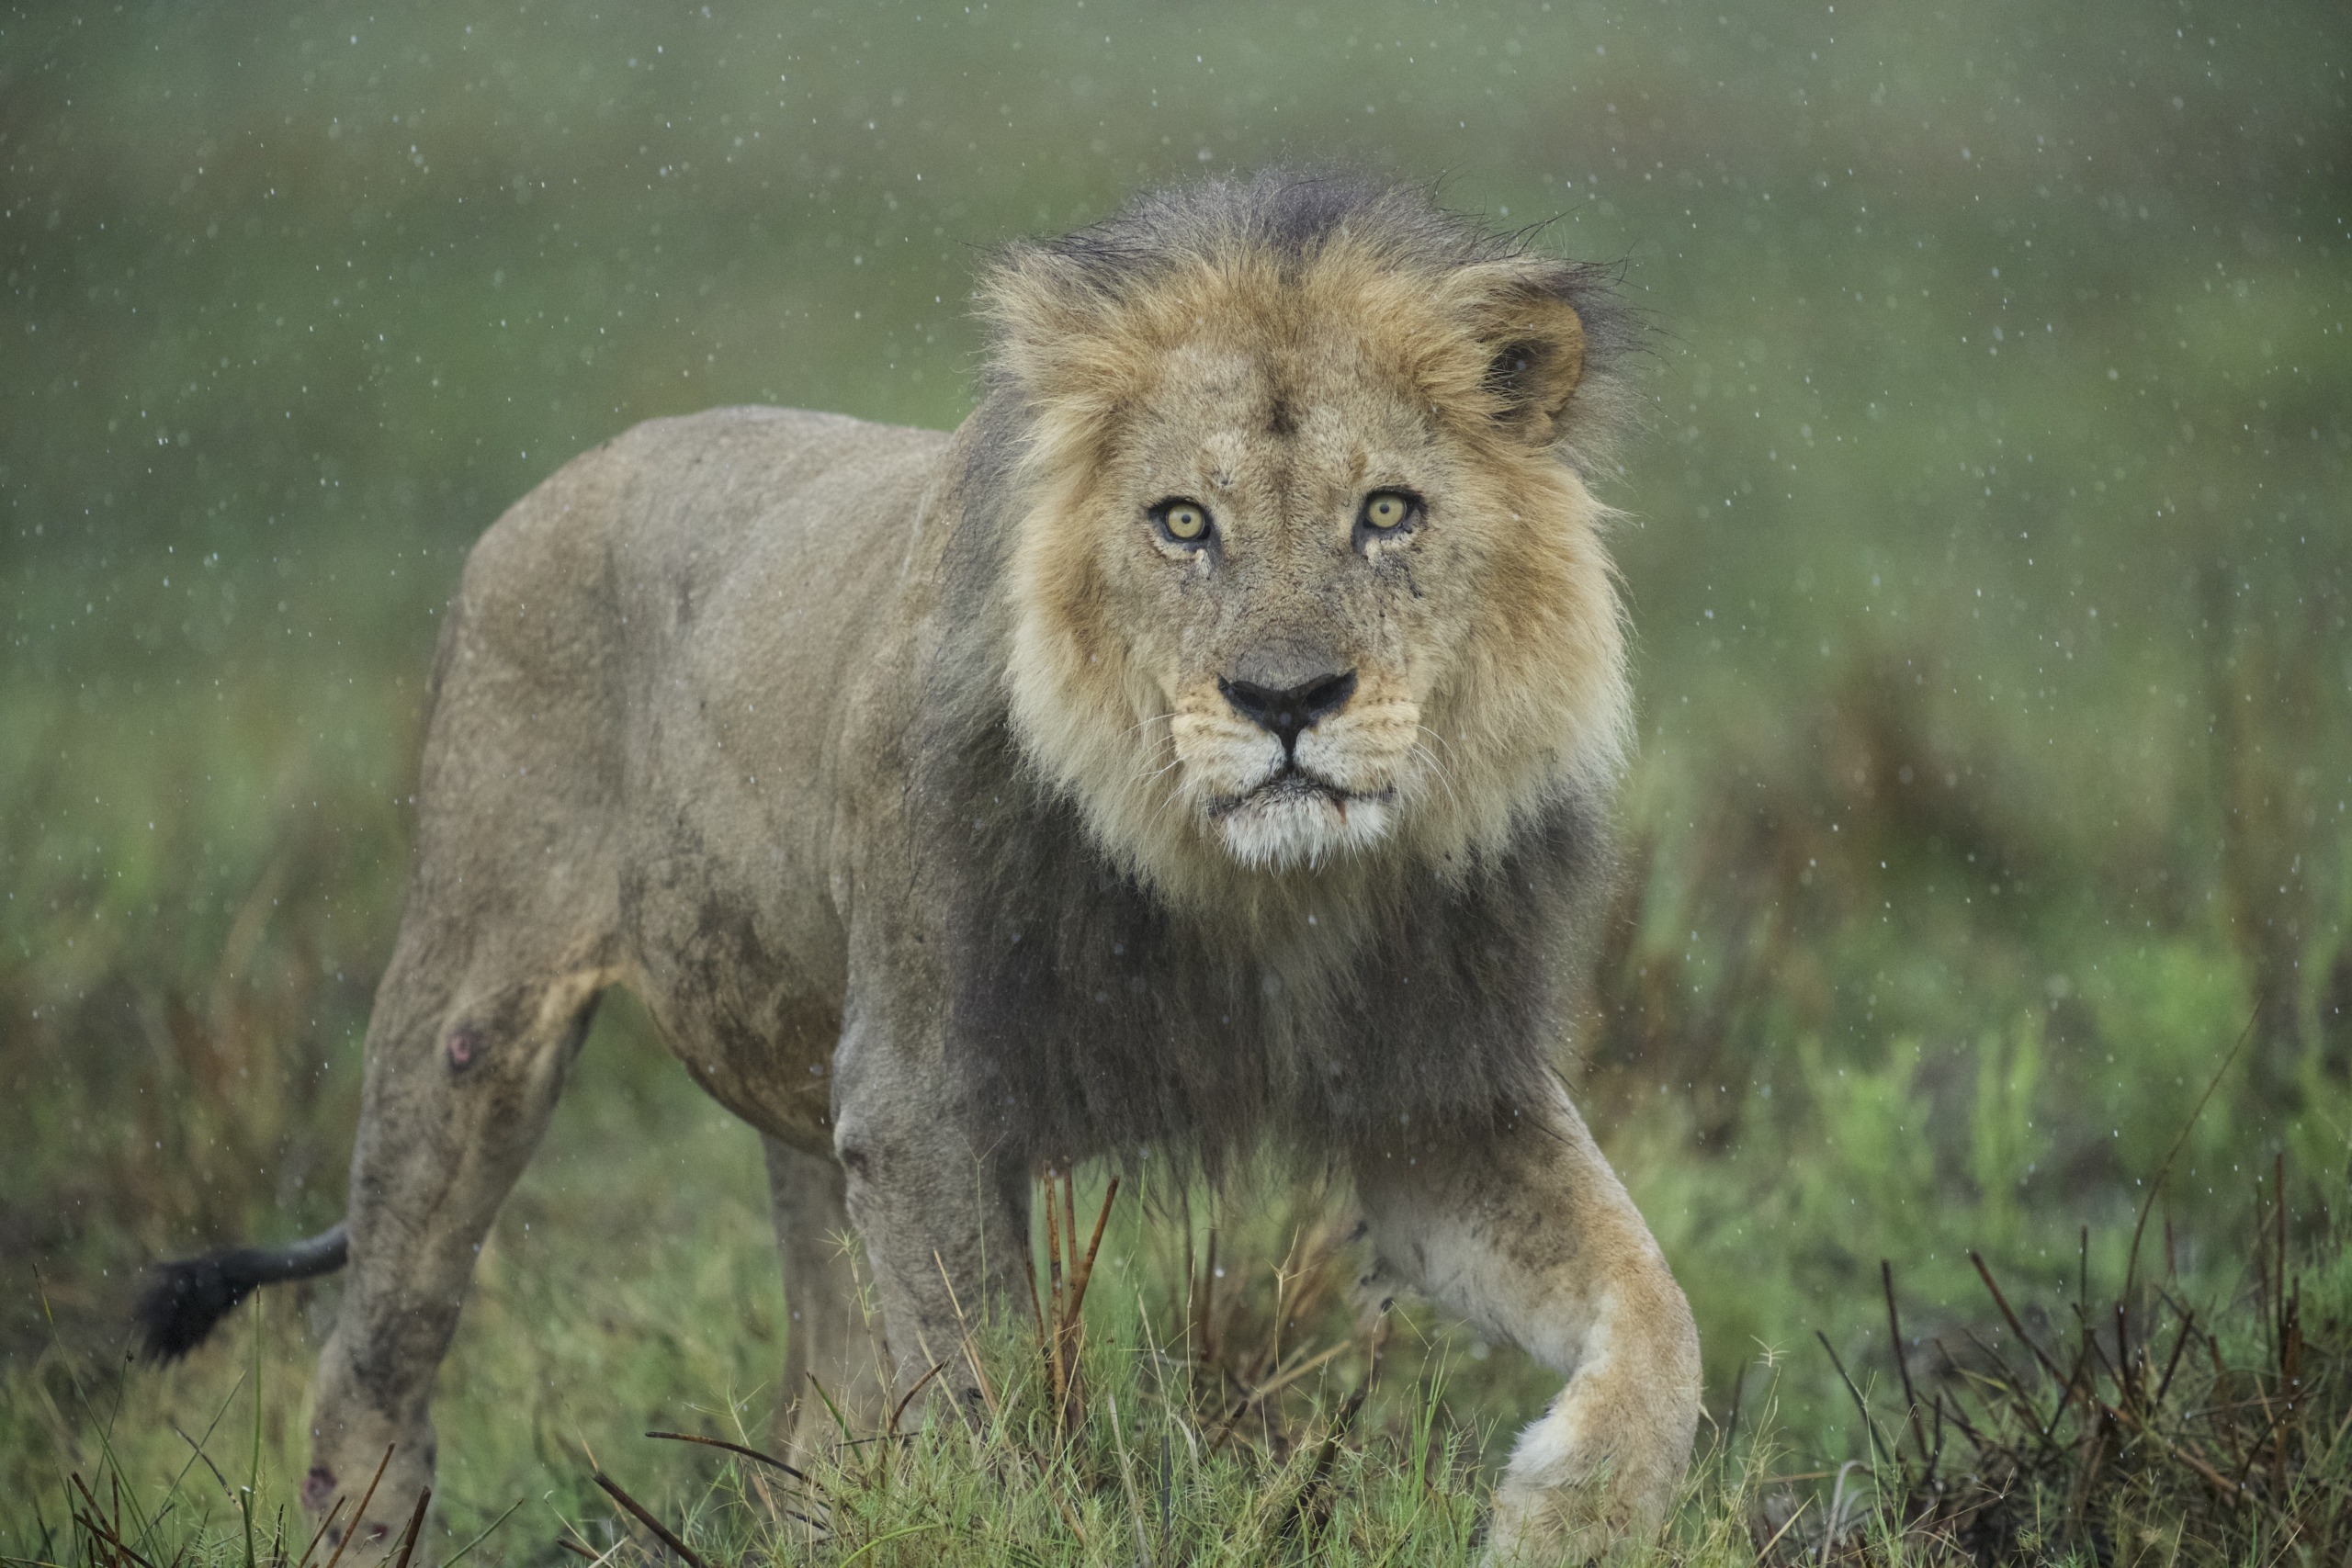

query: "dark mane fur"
(931, 719), (1610, 1174)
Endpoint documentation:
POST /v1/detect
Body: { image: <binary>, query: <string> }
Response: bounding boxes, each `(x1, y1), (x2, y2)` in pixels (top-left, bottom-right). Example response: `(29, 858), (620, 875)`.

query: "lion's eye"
(1155, 499), (1213, 546)
(1360, 490), (1419, 535)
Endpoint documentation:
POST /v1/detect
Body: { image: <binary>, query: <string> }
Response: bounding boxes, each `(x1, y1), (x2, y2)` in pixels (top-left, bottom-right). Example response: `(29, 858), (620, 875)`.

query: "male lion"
(141, 174), (1701, 1560)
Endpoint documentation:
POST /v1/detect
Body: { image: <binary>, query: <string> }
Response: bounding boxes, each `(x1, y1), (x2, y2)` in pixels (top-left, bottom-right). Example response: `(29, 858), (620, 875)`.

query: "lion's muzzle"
(1216, 667), (1358, 753)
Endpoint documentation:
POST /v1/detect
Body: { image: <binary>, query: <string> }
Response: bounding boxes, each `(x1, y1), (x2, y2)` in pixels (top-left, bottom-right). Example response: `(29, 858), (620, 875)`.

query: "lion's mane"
(917, 173), (1640, 1173)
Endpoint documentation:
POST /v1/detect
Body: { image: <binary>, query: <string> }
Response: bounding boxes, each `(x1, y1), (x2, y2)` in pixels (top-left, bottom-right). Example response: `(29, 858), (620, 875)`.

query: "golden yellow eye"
(1363, 491), (1416, 532)
(1160, 501), (1210, 543)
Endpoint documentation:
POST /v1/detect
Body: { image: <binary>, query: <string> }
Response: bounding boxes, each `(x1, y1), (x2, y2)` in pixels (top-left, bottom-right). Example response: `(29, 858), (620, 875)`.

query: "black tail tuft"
(134, 1254), (260, 1361)
(132, 1223), (350, 1362)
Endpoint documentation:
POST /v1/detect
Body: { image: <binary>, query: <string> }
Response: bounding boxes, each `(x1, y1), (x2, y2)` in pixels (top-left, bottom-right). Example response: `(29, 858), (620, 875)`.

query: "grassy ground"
(6, 0), (2352, 1561)
(13, 1150), (2352, 1565)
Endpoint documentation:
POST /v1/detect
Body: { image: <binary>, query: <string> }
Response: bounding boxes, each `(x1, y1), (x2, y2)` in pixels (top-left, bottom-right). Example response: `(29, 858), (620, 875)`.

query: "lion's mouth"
(1208, 766), (1395, 820)
(1204, 762), (1403, 870)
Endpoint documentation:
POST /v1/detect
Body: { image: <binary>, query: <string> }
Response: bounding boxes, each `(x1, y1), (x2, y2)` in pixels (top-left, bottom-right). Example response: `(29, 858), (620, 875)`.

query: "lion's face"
(994, 235), (1630, 905)
(1072, 347), (1464, 872)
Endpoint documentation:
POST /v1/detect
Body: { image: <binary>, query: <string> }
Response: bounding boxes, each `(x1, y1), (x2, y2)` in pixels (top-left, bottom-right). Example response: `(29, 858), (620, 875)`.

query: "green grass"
(6, 0), (2352, 1560)
(12, 1161), (2352, 1565)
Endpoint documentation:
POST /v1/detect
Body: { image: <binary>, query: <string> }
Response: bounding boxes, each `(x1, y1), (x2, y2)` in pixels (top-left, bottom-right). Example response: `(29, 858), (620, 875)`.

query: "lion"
(139, 173), (1701, 1561)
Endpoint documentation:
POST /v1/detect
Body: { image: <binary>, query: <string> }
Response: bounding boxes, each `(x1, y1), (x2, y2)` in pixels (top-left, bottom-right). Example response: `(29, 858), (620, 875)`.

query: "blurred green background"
(4, 0), (2349, 1549)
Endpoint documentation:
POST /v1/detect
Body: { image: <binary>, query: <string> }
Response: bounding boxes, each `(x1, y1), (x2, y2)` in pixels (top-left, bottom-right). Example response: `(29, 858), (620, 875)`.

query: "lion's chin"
(1210, 774), (1396, 872)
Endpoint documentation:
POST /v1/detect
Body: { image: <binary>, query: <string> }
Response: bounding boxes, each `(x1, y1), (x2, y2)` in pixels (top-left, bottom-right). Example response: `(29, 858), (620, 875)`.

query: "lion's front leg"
(829, 1010), (1032, 1436)
(1354, 1082), (1700, 1563)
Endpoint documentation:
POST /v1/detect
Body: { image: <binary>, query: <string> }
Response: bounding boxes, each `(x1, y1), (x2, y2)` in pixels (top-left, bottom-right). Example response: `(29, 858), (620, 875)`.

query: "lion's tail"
(132, 1223), (349, 1361)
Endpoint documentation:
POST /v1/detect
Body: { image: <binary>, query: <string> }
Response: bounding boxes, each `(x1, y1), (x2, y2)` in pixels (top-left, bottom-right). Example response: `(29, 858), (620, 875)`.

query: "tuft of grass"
(1724, 1168), (2352, 1565)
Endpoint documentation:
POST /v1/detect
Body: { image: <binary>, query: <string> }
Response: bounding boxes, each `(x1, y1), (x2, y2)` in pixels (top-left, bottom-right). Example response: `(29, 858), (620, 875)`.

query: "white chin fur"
(1216, 787), (1394, 871)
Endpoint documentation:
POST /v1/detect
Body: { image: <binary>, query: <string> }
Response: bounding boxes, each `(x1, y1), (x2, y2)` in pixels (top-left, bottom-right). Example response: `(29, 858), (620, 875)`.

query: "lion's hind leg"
(301, 915), (616, 1546)
(1353, 1083), (1701, 1563)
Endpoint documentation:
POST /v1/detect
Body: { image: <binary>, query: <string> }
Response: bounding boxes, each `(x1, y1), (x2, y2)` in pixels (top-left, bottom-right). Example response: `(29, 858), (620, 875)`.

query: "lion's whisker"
(1416, 723), (1464, 762)
(1409, 739), (1466, 817)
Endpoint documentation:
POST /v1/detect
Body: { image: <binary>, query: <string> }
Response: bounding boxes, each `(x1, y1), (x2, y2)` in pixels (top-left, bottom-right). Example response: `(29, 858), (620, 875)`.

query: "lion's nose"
(1217, 669), (1358, 754)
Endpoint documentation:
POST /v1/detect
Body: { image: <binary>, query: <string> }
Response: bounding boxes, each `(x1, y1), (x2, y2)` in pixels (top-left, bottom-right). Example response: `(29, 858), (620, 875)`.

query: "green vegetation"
(4, 0), (2348, 1561)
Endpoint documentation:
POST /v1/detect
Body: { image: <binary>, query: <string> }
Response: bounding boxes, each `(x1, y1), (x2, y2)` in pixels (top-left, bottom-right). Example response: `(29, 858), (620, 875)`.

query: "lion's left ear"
(1471, 287), (1588, 444)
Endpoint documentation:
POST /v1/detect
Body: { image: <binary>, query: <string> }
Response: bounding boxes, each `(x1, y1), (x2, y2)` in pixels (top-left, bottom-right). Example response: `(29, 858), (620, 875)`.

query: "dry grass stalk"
(384, 1487), (429, 1568)
(590, 1470), (709, 1568)
(67, 1472), (159, 1568)
(314, 1445), (392, 1568)
(1025, 1171), (1118, 1438)
(1187, 1215), (1361, 1460)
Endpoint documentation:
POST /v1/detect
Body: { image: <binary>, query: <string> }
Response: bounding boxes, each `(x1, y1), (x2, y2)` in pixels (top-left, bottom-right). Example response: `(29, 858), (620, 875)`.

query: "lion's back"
(446, 404), (941, 674)
(411, 406), (949, 985)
